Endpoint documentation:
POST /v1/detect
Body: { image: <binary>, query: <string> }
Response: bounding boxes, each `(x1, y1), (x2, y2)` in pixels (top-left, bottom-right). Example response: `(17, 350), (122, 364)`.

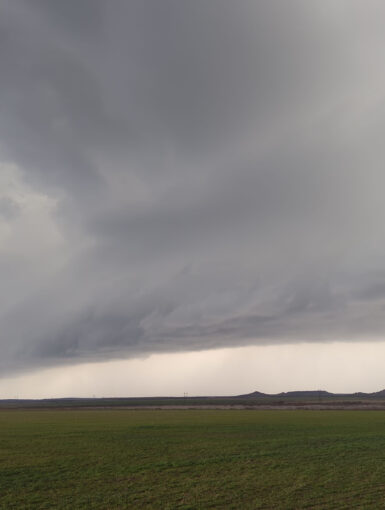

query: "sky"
(2, 0), (385, 397)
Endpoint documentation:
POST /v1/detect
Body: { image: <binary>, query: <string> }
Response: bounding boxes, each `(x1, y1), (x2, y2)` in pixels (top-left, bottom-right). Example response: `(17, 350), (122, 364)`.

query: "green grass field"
(1, 410), (385, 509)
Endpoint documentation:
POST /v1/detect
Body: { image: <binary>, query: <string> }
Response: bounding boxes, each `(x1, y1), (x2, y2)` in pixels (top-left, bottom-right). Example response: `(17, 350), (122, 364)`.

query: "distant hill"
(237, 389), (385, 399)
(238, 391), (270, 398)
(2, 390), (385, 409)
(237, 390), (333, 398)
(277, 391), (334, 398)
(371, 389), (385, 398)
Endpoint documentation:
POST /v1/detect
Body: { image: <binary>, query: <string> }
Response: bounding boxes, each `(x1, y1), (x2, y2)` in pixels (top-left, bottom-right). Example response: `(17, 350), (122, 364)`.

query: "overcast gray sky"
(2, 1), (385, 395)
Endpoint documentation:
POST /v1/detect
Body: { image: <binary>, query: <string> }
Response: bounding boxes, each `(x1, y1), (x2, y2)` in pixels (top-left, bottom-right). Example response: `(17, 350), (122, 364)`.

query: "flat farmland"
(1, 410), (385, 509)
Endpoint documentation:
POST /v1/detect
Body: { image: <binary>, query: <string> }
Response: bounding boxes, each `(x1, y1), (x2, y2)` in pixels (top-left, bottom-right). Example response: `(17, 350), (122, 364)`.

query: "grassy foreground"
(1, 410), (385, 509)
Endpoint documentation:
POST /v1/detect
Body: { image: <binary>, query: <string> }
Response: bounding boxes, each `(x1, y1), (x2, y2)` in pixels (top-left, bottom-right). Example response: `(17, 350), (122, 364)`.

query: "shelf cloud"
(2, 0), (385, 375)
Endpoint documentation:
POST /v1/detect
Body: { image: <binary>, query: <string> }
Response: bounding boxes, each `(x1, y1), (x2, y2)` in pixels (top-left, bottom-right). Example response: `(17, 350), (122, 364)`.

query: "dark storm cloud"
(2, 0), (385, 373)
